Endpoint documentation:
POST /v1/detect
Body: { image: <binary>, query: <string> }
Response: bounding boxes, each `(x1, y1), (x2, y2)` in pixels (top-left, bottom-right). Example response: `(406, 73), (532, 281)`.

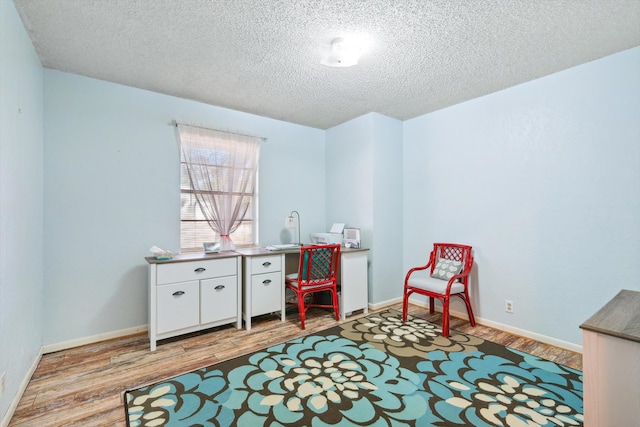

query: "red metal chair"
(402, 243), (475, 337)
(285, 244), (341, 329)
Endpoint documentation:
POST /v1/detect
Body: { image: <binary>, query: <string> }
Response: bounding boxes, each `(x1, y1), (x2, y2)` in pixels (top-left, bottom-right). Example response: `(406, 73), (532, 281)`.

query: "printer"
(309, 223), (344, 245)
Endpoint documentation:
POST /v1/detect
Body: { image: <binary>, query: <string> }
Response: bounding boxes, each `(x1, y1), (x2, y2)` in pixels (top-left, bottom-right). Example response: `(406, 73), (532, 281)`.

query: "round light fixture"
(320, 37), (361, 67)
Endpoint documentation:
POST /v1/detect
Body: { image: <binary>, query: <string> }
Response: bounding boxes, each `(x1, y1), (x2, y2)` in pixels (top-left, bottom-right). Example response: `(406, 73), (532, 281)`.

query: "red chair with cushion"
(402, 243), (475, 337)
(285, 244), (341, 329)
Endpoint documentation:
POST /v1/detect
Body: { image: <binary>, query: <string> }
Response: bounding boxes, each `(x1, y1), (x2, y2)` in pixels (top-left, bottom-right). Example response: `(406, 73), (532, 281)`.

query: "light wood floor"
(8, 303), (582, 427)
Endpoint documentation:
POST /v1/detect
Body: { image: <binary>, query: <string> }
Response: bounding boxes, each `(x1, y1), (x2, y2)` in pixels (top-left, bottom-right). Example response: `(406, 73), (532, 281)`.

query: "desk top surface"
(147, 245), (369, 263)
(234, 245), (369, 257)
(580, 289), (640, 343)
(145, 251), (240, 264)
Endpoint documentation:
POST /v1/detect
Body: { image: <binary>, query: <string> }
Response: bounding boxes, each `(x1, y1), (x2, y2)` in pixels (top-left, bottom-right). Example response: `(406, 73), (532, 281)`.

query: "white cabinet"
(250, 271), (282, 316)
(580, 290), (640, 426)
(339, 249), (369, 319)
(236, 249), (286, 330)
(201, 276), (238, 324)
(147, 253), (242, 351)
(156, 281), (199, 334)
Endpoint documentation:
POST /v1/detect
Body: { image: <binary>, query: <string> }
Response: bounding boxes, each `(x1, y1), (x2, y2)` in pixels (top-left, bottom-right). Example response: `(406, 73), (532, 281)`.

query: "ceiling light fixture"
(320, 37), (361, 68)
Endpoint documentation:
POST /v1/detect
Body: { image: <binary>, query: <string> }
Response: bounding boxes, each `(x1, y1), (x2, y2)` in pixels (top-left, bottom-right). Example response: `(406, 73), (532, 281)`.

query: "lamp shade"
(285, 216), (296, 228)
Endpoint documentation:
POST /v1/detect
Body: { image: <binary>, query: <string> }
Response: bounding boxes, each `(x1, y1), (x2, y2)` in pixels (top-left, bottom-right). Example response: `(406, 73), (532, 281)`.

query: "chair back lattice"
(432, 243), (473, 273)
(298, 244), (340, 286)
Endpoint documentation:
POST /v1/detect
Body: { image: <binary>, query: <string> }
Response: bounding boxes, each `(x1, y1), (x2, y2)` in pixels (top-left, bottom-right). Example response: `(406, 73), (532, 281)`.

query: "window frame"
(178, 127), (260, 252)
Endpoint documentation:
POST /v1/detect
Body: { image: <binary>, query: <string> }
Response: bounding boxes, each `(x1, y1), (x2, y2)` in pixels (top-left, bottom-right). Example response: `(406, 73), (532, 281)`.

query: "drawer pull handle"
(262, 262), (271, 267)
(194, 267), (206, 272)
(263, 279), (272, 285)
(214, 285), (225, 290)
(172, 291), (185, 296)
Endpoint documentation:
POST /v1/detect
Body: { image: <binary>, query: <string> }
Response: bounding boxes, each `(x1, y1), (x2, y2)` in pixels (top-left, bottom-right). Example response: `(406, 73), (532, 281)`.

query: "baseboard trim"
(42, 325), (148, 354)
(475, 315), (582, 353)
(41, 304), (579, 357)
(0, 348), (43, 427)
(3, 325), (149, 425)
(39, 298), (581, 356)
(367, 297), (581, 353)
(368, 297), (403, 311)
(407, 297), (582, 353)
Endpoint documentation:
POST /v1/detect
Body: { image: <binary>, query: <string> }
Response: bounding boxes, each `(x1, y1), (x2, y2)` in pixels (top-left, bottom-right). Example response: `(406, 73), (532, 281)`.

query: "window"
(177, 124), (261, 252)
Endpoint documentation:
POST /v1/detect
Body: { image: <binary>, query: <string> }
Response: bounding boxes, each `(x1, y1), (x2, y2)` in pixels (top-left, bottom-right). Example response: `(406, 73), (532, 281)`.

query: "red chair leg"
(462, 293), (476, 326)
(402, 290), (410, 321)
(429, 297), (435, 314)
(298, 291), (306, 330)
(441, 297), (450, 338)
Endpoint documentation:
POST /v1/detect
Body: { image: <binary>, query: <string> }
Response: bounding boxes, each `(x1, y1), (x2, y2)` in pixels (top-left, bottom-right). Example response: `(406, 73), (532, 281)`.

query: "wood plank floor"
(8, 304), (582, 427)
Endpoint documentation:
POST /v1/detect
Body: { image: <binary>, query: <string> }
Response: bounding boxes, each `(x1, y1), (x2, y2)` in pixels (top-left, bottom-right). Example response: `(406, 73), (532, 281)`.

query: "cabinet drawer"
(156, 257), (237, 284)
(250, 255), (281, 274)
(201, 276), (238, 324)
(156, 281), (199, 334)
(251, 271), (282, 316)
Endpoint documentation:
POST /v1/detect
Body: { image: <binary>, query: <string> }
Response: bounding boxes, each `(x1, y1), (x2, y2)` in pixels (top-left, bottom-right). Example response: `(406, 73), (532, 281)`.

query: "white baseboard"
(2, 326), (149, 426)
(475, 315), (582, 353)
(42, 301), (581, 357)
(368, 296), (403, 311)
(407, 297), (582, 353)
(367, 297), (582, 353)
(42, 325), (148, 354)
(1, 348), (43, 427)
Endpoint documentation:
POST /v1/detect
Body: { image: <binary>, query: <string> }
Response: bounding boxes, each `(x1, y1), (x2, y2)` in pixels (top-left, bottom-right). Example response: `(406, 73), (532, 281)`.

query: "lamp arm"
(289, 210), (301, 245)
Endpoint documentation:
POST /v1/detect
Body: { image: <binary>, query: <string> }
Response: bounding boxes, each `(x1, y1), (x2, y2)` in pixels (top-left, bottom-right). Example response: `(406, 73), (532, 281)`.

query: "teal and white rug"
(125, 310), (583, 426)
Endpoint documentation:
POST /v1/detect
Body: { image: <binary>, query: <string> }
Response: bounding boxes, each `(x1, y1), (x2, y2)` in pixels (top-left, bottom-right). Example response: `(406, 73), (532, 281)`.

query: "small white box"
(344, 227), (361, 248)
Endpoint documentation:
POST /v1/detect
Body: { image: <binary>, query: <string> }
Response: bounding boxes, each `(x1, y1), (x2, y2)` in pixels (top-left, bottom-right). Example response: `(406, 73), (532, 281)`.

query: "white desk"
(235, 246), (369, 329)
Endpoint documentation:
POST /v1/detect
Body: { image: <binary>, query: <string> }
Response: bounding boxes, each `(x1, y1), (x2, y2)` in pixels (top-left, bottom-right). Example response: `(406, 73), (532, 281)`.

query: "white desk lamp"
(285, 210), (301, 245)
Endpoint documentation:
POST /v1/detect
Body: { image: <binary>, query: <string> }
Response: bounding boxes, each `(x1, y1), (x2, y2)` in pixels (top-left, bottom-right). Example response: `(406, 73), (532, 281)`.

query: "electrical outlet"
(1, 372), (5, 397)
(505, 300), (514, 313)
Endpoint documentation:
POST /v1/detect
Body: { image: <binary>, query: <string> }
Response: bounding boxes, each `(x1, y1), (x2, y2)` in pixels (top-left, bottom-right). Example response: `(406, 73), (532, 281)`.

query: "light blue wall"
(0, 0), (44, 420)
(42, 70), (325, 345)
(371, 114), (403, 303)
(43, 44), (640, 349)
(326, 115), (375, 299)
(326, 113), (403, 304)
(326, 115), (375, 240)
(403, 47), (640, 345)
(3, 8), (640, 424)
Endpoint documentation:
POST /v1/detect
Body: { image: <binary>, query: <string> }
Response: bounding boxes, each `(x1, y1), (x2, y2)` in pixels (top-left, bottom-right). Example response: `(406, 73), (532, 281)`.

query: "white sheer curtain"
(177, 124), (261, 251)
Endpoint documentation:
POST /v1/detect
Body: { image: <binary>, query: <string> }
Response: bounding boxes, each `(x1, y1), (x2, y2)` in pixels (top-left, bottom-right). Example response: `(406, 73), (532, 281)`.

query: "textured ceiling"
(13, 0), (640, 129)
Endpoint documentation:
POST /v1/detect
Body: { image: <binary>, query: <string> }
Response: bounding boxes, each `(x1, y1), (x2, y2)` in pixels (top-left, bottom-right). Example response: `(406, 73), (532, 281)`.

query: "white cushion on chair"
(285, 273), (297, 281)
(286, 273), (333, 291)
(285, 272), (300, 288)
(407, 276), (465, 294)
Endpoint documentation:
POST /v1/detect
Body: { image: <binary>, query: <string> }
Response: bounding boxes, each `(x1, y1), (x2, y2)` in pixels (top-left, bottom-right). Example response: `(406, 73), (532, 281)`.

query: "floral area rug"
(124, 310), (583, 426)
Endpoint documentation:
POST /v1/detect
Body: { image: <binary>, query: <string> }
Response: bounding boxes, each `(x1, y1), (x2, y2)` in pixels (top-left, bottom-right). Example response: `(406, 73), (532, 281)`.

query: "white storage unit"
(147, 253), (242, 351)
(236, 248), (286, 330)
(580, 289), (640, 426)
(338, 248), (369, 319)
